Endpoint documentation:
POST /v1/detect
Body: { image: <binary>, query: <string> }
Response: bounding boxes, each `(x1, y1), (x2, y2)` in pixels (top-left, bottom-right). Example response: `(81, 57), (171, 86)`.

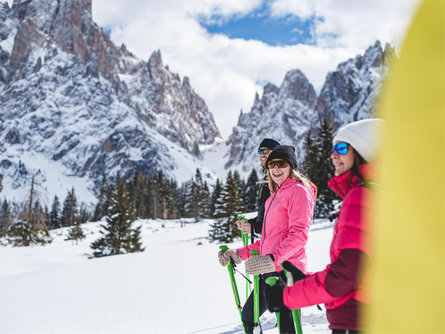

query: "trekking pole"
(281, 264), (303, 334)
(249, 250), (261, 333)
(265, 276), (281, 331)
(220, 245), (246, 334)
(237, 215), (252, 299)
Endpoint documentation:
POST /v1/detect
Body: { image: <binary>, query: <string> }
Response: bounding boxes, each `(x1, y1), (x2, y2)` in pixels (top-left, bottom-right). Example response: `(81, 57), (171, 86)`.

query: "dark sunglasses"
(267, 160), (289, 169)
(258, 148), (271, 155)
(332, 142), (349, 155)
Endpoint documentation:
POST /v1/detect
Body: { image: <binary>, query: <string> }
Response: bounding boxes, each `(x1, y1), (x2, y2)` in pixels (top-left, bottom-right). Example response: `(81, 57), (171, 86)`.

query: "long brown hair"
(268, 167), (316, 196)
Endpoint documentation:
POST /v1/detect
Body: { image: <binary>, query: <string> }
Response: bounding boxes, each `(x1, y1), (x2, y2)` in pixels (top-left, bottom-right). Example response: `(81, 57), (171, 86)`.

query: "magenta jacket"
(237, 177), (317, 272)
(283, 164), (373, 331)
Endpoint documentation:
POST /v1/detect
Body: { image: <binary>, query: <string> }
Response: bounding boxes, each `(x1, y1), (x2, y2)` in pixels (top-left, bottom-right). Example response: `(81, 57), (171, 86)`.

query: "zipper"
(260, 184), (280, 255)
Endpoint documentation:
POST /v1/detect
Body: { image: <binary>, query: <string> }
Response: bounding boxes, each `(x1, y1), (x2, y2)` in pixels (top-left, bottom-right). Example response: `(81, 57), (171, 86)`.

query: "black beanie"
(258, 138), (280, 150)
(266, 145), (298, 170)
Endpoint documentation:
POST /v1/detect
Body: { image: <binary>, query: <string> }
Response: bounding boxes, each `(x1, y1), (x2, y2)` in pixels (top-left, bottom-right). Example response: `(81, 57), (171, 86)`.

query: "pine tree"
(208, 171), (246, 242)
(128, 171), (147, 219)
(49, 195), (61, 230)
(303, 119), (337, 218)
(90, 173), (144, 257)
(165, 179), (180, 219)
(79, 203), (90, 224)
(8, 175), (52, 246)
(65, 214), (85, 245)
(301, 129), (319, 180)
(61, 187), (78, 227)
(93, 174), (110, 221)
(200, 181), (211, 218)
(244, 169), (259, 212)
(0, 173), (3, 193)
(184, 169), (210, 220)
(210, 178), (222, 218)
(313, 119), (336, 217)
(0, 200), (11, 238)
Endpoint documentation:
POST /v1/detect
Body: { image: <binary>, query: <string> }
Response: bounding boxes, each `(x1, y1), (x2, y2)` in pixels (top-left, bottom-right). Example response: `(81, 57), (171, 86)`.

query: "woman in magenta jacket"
(265, 119), (383, 334)
(218, 145), (317, 333)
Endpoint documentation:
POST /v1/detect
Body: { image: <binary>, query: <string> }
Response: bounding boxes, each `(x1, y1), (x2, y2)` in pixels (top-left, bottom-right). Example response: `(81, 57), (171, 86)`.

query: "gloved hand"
(218, 248), (242, 266)
(265, 277), (286, 312)
(265, 262), (306, 313)
(279, 261), (306, 286)
(245, 255), (275, 275)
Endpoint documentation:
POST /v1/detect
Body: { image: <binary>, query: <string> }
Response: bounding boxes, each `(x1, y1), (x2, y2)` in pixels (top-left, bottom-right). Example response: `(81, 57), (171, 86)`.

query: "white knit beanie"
(333, 118), (384, 162)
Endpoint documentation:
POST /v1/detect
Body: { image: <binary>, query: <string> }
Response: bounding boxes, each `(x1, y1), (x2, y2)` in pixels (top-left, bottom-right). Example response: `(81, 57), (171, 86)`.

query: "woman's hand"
(236, 219), (251, 234)
(245, 255), (275, 275)
(218, 248), (242, 266)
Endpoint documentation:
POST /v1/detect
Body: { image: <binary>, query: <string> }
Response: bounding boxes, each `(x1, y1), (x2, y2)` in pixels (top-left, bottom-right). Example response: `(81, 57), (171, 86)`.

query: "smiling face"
(269, 159), (291, 186)
(331, 141), (355, 176)
(259, 147), (272, 167)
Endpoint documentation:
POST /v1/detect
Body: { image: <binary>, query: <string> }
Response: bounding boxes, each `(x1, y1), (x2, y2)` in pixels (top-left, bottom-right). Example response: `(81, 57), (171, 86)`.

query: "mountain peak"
(0, 0), (221, 201)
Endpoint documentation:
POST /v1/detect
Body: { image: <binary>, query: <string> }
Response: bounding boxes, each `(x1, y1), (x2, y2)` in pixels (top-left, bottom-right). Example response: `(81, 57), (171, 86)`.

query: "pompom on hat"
(333, 118), (384, 162)
(258, 138), (280, 150)
(266, 145), (298, 170)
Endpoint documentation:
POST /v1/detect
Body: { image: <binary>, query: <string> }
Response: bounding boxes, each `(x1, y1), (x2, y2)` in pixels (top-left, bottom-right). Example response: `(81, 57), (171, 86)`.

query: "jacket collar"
(277, 177), (297, 191)
(328, 163), (373, 198)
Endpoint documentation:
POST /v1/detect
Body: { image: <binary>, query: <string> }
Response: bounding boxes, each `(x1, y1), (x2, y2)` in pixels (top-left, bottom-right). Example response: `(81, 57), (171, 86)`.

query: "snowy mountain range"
(222, 41), (393, 175)
(0, 0), (392, 205)
(0, 0), (220, 203)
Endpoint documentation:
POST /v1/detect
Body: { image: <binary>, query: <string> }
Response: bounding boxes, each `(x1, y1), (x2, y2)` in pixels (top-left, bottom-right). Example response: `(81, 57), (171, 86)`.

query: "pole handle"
(237, 215), (249, 223)
(265, 276), (279, 287)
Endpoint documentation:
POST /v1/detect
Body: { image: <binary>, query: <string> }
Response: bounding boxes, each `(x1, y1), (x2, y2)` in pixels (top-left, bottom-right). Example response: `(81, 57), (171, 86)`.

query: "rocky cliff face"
(312, 41), (390, 129)
(223, 41), (392, 176)
(225, 69), (317, 170)
(0, 0), (220, 201)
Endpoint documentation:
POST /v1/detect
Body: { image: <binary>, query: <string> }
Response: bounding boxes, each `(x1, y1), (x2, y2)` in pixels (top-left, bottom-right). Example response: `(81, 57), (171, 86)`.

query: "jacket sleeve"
(283, 249), (369, 309)
(270, 186), (313, 266)
(284, 268), (336, 308)
(283, 187), (371, 309)
(325, 248), (369, 297)
(237, 240), (261, 260)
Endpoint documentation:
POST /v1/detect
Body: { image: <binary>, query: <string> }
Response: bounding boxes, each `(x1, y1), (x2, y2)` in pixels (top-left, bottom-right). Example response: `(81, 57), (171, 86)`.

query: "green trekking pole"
(250, 250), (261, 332)
(220, 245), (246, 334)
(281, 264), (303, 334)
(237, 215), (252, 299)
(265, 276), (281, 330)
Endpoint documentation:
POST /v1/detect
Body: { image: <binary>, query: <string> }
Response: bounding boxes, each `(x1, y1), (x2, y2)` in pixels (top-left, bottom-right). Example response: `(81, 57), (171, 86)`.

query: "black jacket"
(248, 168), (270, 235)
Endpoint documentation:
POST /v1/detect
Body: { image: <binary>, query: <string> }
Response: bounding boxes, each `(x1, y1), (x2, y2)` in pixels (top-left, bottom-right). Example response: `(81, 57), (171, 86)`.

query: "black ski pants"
(242, 272), (296, 334)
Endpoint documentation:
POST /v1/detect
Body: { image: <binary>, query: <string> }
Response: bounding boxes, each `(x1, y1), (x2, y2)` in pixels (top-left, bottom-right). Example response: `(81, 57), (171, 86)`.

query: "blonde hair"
(267, 167), (315, 194)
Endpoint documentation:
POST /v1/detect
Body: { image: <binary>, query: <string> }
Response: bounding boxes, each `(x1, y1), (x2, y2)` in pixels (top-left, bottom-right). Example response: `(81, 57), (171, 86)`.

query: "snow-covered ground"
(0, 218), (333, 333)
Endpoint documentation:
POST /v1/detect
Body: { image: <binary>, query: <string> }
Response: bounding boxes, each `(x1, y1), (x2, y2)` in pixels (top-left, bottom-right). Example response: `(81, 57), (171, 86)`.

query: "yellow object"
(366, 0), (445, 333)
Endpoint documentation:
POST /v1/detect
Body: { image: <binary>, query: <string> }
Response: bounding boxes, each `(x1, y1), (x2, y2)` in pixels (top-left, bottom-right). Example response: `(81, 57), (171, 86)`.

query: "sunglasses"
(332, 142), (349, 155)
(267, 160), (289, 169)
(258, 148), (271, 155)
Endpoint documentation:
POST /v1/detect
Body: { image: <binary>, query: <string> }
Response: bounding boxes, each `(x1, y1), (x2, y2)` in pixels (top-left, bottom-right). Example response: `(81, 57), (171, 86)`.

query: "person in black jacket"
(236, 138), (280, 238)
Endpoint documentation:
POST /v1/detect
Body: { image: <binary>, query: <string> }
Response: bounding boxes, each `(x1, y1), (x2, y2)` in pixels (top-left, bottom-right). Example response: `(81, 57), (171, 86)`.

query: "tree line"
(0, 119), (340, 252)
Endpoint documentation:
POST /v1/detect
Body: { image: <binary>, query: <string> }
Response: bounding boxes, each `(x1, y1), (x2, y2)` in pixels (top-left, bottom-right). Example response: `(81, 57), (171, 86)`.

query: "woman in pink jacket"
(265, 119), (383, 334)
(218, 145), (317, 333)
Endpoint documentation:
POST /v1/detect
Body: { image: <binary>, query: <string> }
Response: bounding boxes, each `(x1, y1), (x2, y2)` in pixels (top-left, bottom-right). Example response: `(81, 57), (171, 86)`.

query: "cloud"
(91, 0), (420, 138)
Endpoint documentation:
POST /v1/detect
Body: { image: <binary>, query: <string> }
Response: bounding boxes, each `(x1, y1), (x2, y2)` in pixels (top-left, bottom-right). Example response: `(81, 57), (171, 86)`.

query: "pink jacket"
(283, 164), (372, 311)
(237, 178), (317, 272)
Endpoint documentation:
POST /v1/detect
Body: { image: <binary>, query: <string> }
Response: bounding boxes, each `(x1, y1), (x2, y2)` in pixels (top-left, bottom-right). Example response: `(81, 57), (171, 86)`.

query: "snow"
(0, 218), (333, 333)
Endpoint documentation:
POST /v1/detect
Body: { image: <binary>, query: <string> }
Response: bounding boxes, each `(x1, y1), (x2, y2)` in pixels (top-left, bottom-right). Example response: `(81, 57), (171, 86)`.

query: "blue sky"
(200, 9), (317, 46)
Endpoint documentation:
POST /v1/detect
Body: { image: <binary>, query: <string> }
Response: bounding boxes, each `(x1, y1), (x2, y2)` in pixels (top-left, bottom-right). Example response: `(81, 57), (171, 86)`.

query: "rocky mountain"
(222, 41), (393, 176)
(0, 0), (220, 202)
(225, 69), (317, 170)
